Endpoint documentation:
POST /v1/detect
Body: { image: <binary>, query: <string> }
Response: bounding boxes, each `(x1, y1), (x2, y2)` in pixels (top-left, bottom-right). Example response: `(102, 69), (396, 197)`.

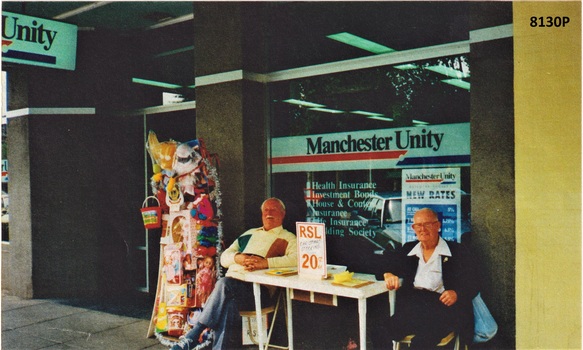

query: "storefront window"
(269, 55), (471, 273)
(271, 55), (469, 137)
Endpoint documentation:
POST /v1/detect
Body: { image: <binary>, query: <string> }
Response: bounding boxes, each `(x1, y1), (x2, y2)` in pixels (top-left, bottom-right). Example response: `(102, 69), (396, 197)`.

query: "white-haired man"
(172, 197), (297, 350)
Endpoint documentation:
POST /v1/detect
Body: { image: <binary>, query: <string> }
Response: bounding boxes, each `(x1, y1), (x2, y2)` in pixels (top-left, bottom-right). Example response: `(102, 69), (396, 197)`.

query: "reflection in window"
(270, 55), (470, 138)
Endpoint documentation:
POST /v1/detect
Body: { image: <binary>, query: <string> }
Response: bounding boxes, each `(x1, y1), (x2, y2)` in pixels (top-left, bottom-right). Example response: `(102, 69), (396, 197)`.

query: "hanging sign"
(401, 167), (462, 243)
(296, 222), (327, 279)
(2, 11), (77, 70)
(271, 123), (469, 173)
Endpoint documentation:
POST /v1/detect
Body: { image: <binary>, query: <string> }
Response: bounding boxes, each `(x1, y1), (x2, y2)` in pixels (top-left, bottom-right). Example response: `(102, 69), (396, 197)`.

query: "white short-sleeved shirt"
(407, 237), (452, 293)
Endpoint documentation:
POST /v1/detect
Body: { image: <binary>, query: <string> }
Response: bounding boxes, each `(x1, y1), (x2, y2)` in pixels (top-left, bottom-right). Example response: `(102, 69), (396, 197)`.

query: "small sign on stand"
(296, 222), (327, 279)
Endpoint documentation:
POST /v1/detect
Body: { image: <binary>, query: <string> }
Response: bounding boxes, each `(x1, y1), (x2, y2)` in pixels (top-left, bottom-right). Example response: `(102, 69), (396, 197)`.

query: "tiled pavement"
(2, 292), (168, 350)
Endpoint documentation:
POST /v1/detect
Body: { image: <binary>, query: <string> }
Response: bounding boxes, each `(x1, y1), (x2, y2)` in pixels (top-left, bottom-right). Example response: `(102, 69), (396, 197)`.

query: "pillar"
(193, 3), (270, 241)
(469, 2), (515, 348)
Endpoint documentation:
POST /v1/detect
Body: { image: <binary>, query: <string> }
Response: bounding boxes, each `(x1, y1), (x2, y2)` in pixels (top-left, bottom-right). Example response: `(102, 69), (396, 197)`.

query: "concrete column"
(470, 3), (515, 348)
(6, 116), (33, 298)
(193, 3), (270, 241)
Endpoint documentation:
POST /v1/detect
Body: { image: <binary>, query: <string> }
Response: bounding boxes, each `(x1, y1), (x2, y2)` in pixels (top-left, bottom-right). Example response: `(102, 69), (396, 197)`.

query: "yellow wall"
(514, 2), (581, 348)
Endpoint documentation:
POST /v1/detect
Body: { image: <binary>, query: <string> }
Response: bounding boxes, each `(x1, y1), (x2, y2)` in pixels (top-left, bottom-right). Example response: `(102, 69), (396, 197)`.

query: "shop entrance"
(128, 103), (197, 294)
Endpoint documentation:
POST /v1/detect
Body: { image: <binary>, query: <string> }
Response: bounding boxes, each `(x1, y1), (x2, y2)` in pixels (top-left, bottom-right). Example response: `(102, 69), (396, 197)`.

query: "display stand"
(143, 132), (222, 348)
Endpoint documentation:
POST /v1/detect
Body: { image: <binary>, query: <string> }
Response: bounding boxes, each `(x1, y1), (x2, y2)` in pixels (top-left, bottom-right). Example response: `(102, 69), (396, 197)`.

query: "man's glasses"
(411, 221), (439, 230)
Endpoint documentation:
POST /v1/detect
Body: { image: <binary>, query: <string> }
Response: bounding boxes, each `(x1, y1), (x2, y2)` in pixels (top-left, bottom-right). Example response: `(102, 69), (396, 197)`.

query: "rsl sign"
(296, 222), (327, 279)
(2, 11), (77, 70)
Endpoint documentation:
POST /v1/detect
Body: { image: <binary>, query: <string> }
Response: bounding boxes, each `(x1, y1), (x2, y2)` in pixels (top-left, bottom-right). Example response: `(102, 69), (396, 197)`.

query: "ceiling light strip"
(154, 46), (195, 58)
(132, 78), (182, 89)
(327, 32), (394, 54)
(442, 79), (471, 90)
(147, 14), (194, 30)
(368, 116), (394, 122)
(53, 2), (113, 20)
(308, 107), (344, 114)
(283, 99), (325, 108)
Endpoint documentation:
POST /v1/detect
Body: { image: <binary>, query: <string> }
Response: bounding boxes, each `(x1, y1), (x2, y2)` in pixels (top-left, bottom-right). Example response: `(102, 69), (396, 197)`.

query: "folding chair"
(393, 331), (464, 350)
(239, 288), (288, 349)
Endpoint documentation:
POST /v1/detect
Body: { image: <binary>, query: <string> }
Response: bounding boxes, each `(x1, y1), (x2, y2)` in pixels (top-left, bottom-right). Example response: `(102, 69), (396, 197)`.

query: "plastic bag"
(473, 293), (498, 343)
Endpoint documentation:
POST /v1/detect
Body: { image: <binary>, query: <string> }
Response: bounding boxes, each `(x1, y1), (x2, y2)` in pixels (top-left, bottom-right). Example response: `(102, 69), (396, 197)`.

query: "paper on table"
(331, 278), (375, 288)
(265, 268), (298, 276)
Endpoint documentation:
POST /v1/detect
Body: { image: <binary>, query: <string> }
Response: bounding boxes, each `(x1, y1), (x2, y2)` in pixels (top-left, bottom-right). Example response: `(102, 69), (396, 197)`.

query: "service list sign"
(402, 168), (461, 243)
(2, 12), (77, 70)
(296, 222), (327, 279)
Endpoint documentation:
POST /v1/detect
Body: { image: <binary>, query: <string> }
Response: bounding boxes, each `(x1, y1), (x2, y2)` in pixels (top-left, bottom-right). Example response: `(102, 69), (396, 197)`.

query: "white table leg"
(286, 287), (294, 350)
(253, 282), (265, 350)
(358, 298), (367, 350)
(389, 289), (396, 316)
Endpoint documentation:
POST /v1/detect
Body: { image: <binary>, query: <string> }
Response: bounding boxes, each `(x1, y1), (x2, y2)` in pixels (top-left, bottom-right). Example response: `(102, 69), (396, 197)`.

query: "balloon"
(147, 131), (178, 171)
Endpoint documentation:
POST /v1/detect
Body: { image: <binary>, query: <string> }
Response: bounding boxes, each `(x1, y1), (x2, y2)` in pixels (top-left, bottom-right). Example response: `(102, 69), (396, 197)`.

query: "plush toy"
(173, 140), (201, 176)
(195, 246), (208, 257)
(173, 140), (204, 198)
(197, 226), (218, 248)
(189, 194), (214, 222)
(146, 131), (178, 171)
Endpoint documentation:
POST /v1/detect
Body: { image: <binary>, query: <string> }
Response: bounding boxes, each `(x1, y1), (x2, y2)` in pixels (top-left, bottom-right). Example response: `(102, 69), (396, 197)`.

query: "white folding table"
(243, 270), (389, 350)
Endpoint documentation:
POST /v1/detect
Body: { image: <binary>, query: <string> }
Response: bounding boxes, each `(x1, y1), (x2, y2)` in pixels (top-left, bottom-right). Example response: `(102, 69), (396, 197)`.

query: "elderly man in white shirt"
(172, 198), (297, 350)
(372, 208), (478, 349)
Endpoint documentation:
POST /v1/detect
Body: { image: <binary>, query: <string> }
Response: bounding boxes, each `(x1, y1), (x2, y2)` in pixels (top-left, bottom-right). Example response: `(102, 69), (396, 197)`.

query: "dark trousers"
(370, 289), (459, 349)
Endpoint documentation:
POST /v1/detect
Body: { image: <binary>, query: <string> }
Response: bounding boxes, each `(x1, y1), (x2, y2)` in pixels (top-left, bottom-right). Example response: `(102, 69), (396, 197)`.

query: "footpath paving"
(1, 292), (168, 350)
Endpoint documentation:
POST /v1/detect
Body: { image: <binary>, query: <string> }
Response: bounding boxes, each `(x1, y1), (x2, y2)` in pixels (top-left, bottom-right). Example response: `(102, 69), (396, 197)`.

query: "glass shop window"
(269, 55), (471, 273)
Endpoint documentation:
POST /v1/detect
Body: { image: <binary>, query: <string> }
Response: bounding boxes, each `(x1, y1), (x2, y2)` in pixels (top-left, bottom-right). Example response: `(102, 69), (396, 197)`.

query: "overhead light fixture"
(425, 65), (470, 79)
(441, 79), (470, 90)
(154, 45), (195, 58)
(351, 110), (385, 117)
(412, 119), (430, 126)
(187, 84), (196, 89)
(394, 63), (419, 70)
(148, 13), (194, 30)
(282, 99), (325, 108)
(309, 107), (344, 114)
(368, 116), (394, 122)
(132, 78), (182, 89)
(326, 32), (395, 54)
(53, 2), (112, 20)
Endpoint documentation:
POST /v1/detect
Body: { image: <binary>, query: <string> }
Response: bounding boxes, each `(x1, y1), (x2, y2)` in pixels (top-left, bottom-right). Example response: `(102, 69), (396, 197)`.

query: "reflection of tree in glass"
(279, 55), (470, 136)
(386, 55), (470, 119)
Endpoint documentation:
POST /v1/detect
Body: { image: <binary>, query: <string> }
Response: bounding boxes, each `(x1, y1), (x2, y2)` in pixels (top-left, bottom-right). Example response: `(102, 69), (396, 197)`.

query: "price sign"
(296, 222), (327, 279)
